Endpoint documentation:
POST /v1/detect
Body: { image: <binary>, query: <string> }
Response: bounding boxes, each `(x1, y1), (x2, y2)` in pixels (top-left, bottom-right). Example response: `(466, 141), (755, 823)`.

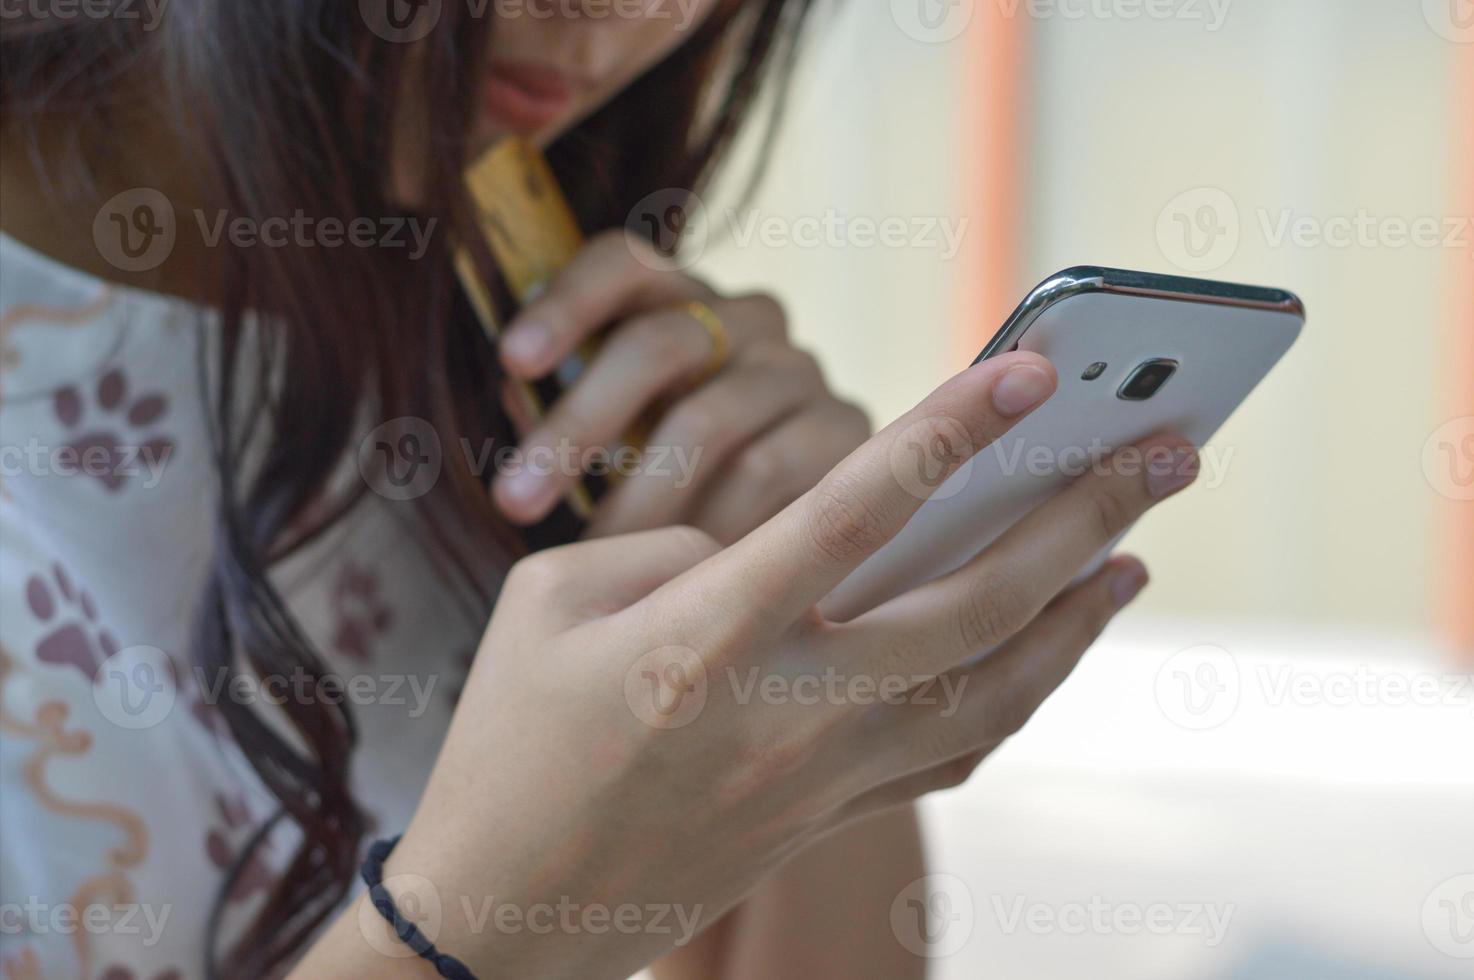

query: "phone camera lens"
(1117, 359), (1179, 401)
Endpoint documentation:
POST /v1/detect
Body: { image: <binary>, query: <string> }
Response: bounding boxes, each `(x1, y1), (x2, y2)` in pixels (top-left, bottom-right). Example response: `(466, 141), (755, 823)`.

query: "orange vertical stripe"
(956, 5), (1031, 367)
(1447, 41), (1474, 660)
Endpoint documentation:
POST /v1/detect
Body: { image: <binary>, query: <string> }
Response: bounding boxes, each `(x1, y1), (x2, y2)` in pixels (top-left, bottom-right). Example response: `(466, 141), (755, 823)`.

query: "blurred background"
(693, 1), (1474, 977)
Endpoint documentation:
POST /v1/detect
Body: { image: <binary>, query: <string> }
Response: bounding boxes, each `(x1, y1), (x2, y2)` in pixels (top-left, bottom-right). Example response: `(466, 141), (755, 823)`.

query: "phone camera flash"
(1082, 362), (1108, 381)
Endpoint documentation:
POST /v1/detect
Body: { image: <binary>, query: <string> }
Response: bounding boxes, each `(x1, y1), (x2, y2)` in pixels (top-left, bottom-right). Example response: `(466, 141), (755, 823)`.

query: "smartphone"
(819, 266), (1305, 622)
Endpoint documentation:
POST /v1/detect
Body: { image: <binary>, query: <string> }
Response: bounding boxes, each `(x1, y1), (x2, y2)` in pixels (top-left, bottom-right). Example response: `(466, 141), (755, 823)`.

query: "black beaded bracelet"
(360, 835), (477, 980)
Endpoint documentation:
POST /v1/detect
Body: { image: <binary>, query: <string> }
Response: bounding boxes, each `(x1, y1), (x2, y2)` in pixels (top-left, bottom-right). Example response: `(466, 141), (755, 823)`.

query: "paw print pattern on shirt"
(330, 560), (393, 662)
(25, 562), (119, 682)
(52, 367), (175, 492)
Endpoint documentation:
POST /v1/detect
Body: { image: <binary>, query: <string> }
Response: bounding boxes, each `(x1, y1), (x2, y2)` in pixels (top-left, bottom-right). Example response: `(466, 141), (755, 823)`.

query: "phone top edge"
(972, 266), (1307, 366)
(1093, 267), (1306, 317)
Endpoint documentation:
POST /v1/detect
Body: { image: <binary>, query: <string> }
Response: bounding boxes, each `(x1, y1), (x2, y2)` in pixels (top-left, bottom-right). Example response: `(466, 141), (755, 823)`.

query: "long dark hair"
(1, 1), (812, 974)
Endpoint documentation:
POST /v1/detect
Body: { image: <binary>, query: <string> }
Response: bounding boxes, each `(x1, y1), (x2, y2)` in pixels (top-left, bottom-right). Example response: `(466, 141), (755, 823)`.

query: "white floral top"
(0, 233), (483, 979)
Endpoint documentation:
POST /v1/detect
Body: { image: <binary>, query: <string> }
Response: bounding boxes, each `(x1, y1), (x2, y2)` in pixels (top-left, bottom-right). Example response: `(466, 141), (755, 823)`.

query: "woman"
(0, 2), (1194, 977)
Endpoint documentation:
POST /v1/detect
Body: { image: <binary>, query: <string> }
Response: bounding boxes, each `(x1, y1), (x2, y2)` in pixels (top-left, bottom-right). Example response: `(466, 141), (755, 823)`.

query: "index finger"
(709, 352), (1059, 625)
(499, 230), (710, 379)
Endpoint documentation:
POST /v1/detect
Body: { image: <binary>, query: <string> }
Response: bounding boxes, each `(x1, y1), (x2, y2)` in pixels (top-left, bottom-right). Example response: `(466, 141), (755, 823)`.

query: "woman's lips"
(484, 61), (577, 133)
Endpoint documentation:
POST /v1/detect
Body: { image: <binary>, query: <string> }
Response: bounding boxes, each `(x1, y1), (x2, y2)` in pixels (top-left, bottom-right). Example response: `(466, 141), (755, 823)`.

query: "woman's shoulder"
(0, 235), (265, 978)
(0, 229), (219, 714)
(1, 229), (203, 390)
(0, 229), (219, 677)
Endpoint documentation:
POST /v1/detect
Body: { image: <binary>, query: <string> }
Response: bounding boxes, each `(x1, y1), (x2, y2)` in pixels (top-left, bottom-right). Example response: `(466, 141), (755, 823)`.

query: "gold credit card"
(455, 138), (598, 518)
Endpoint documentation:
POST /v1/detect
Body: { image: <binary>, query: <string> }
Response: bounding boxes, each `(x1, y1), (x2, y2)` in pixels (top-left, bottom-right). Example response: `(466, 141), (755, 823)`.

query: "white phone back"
(820, 274), (1304, 622)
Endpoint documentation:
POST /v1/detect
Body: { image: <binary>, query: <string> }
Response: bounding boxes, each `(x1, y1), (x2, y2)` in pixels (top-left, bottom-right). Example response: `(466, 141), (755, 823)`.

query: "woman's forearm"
(289, 842), (690, 980)
(293, 806), (926, 980)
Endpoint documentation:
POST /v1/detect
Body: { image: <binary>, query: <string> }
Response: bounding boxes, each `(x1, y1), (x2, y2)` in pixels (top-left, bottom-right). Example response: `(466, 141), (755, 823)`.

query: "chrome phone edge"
(972, 266), (1307, 365)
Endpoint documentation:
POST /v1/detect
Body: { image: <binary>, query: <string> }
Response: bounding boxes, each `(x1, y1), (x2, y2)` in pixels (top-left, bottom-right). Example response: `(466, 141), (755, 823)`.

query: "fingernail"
(1145, 445), (1200, 499)
(497, 467), (547, 511)
(1111, 562), (1149, 609)
(992, 365), (1055, 418)
(502, 322), (552, 369)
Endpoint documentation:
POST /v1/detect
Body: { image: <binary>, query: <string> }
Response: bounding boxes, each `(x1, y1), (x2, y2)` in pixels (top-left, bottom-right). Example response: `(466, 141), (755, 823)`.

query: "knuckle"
(993, 698), (1036, 738)
(1083, 583), (1120, 636)
(1084, 483), (1135, 541)
(1053, 580), (1121, 655)
(979, 683), (1035, 739)
(880, 629), (931, 678)
(835, 401), (873, 440)
(626, 316), (689, 365)
(742, 292), (789, 337)
(908, 716), (966, 768)
(591, 230), (668, 286)
(667, 524), (721, 559)
(543, 404), (595, 446)
(504, 550), (568, 598)
(955, 569), (1032, 651)
(600, 227), (646, 260)
(805, 474), (890, 564)
(773, 344), (822, 384)
(613, 229), (677, 279)
(666, 400), (722, 448)
(932, 753), (982, 793)
(909, 413), (976, 477)
(734, 443), (788, 496)
(720, 729), (818, 804)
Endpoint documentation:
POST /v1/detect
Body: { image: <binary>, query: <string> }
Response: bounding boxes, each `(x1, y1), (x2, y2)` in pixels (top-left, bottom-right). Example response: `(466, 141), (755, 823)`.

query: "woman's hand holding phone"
(298, 351), (1200, 978)
(491, 229), (872, 544)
